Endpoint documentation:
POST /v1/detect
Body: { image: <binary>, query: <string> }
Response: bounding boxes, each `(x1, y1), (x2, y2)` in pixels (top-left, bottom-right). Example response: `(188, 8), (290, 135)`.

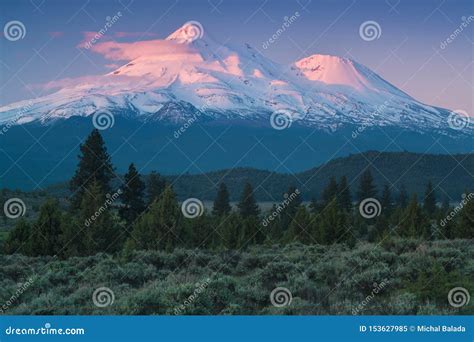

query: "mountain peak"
(293, 53), (409, 98)
(0, 23), (457, 134)
(294, 54), (370, 90)
(298, 54), (352, 65)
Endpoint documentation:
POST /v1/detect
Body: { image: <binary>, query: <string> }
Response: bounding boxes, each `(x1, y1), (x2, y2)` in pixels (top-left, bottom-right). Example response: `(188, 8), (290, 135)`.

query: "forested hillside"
(1, 130), (472, 315)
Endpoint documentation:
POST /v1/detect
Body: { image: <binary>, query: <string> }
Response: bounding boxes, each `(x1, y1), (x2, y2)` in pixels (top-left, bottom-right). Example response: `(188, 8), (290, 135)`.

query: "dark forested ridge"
(34, 151), (474, 201)
(2, 117), (473, 190)
(167, 151), (474, 201)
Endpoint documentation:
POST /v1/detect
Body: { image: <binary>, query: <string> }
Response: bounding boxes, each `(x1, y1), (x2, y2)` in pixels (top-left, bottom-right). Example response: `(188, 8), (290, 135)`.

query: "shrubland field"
(1, 239), (472, 315)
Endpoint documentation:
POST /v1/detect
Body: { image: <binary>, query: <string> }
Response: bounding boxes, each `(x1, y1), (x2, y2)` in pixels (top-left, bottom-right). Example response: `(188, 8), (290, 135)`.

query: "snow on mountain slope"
(0, 22), (462, 133)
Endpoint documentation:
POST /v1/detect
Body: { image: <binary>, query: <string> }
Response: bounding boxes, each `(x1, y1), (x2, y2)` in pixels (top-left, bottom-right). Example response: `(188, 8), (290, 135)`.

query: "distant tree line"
(2, 130), (473, 258)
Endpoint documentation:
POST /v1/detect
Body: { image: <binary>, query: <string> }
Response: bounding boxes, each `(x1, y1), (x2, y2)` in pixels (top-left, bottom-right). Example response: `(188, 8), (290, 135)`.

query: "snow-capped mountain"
(0, 23), (464, 133)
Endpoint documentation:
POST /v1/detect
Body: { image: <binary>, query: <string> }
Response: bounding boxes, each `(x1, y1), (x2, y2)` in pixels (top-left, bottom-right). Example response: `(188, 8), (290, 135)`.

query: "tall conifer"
(70, 129), (115, 210)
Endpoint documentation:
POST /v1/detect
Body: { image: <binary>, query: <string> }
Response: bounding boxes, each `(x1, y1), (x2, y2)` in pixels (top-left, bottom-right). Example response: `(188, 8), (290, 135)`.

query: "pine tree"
(239, 216), (264, 248)
(317, 198), (347, 244)
(284, 206), (312, 243)
(147, 171), (166, 205)
(59, 213), (86, 258)
(441, 196), (450, 213)
(455, 193), (474, 238)
(423, 181), (437, 215)
(381, 184), (393, 215)
(280, 186), (302, 229)
(120, 163), (146, 227)
(237, 182), (260, 218)
(70, 129), (115, 210)
(79, 181), (121, 254)
(322, 177), (338, 207)
(3, 219), (31, 255)
(29, 199), (63, 256)
(266, 203), (284, 242)
(128, 202), (159, 251)
(183, 213), (213, 248)
(130, 185), (181, 251)
(372, 215), (389, 242)
(220, 213), (242, 249)
(309, 197), (319, 214)
(357, 169), (377, 202)
(398, 184), (408, 208)
(397, 194), (430, 238)
(157, 185), (181, 251)
(338, 176), (352, 211)
(212, 183), (231, 217)
(0, 190), (6, 224)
